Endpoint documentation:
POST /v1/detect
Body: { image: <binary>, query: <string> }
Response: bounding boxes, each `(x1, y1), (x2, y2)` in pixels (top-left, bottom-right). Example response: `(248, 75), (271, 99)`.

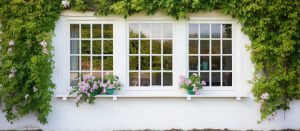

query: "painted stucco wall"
(0, 11), (299, 130)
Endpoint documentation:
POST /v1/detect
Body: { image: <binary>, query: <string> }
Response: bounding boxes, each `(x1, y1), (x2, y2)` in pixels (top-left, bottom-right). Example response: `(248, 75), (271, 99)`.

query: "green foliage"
(0, 0), (62, 124)
(0, 0), (299, 124)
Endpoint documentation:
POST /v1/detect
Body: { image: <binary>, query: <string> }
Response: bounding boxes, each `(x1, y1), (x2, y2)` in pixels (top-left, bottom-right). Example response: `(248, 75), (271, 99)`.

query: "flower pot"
(186, 89), (195, 95)
(106, 88), (115, 95)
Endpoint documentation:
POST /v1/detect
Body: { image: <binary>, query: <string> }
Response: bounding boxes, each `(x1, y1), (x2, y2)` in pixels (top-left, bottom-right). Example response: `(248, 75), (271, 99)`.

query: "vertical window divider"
(150, 24), (152, 86)
(90, 24), (93, 75)
(220, 23), (223, 87)
(209, 24), (212, 87)
(198, 24), (201, 76)
(138, 24), (141, 87)
(79, 24), (82, 81)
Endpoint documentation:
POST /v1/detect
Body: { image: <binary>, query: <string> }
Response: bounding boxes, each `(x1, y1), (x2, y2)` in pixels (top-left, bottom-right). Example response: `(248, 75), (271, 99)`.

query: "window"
(69, 24), (113, 86)
(128, 23), (173, 88)
(188, 23), (232, 87)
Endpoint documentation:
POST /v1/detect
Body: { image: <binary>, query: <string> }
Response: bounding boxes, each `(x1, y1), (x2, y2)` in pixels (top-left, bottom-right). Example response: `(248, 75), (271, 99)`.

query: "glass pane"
(163, 56), (172, 70)
(129, 24), (139, 38)
(200, 24), (210, 38)
(70, 40), (79, 54)
(212, 56), (220, 70)
(152, 40), (161, 54)
(81, 40), (90, 54)
(163, 40), (172, 54)
(141, 40), (150, 54)
(103, 56), (113, 70)
(152, 56), (161, 70)
(189, 56), (198, 70)
(82, 72), (91, 76)
(223, 72), (232, 86)
(211, 24), (221, 38)
(129, 56), (139, 70)
(152, 72), (161, 86)
(189, 40), (198, 54)
(70, 72), (79, 86)
(212, 72), (221, 86)
(70, 56), (79, 71)
(163, 72), (172, 86)
(81, 24), (90, 38)
(103, 40), (113, 54)
(200, 72), (210, 86)
(151, 24), (161, 38)
(189, 24), (198, 38)
(92, 72), (102, 80)
(92, 24), (102, 38)
(103, 24), (113, 38)
(211, 40), (220, 54)
(222, 24), (232, 38)
(141, 72), (150, 86)
(223, 40), (232, 54)
(141, 56), (150, 70)
(129, 72), (139, 86)
(129, 40), (139, 54)
(92, 56), (101, 71)
(140, 23), (150, 38)
(70, 24), (79, 38)
(163, 23), (173, 38)
(223, 56), (232, 70)
(92, 40), (101, 54)
(81, 56), (90, 70)
(200, 56), (209, 70)
(200, 40), (209, 54)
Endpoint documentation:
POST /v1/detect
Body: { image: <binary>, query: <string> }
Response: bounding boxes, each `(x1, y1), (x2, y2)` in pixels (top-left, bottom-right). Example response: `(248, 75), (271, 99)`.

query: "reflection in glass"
(163, 56), (172, 70)
(92, 40), (101, 54)
(200, 24), (210, 38)
(200, 72), (210, 86)
(152, 72), (161, 86)
(212, 72), (221, 86)
(212, 56), (220, 70)
(81, 40), (90, 54)
(129, 72), (139, 86)
(211, 24), (221, 38)
(152, 40), (161, 54)
(81, 56), (90, 70)
(223, 56), (232, 70)
(140, 23), (150, 38)
(141, 40), (150, 54)
(70, 40), (79, 54)
(70, 24), (79, 38)
(163, 40), (172, 54)
(103, 56), (113, 70)
(129, 40), (139, 54)
(222, 24), (232, 38)
(81, 24), (90, 38)
(92, 56), (101, 70)
(103, 40), (113, 54)
(163, 72), (172, 86)
(141, 56), (150, 70)
(92, 24), (102, 38)
(151, 24), (161, 38)
(141, 72), (150, 86)
(200, 56), (209, 70)
(92, 72), (102, 80)
(223, 40), (232, 54)
(211, 40), (220, 54)
(200, 40), (209, 54)
(152, 56), (161, 70)
(189, 56), (198, 70)
(70, 56), (79, 71)
(129, 56), (139, 70)
(163, 24), (173, 38)
(189, 24), (198, 38)
(103, 24), (113, 38)
(129, 24), (139, 38)
(189, 40), (198, 54)
(223, 72), (232, 86)
(70, 72), (79, 86)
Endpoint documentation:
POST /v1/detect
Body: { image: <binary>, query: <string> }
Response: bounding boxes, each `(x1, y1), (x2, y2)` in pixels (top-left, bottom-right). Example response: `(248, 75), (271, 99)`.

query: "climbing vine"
(0, 0), (299, 124)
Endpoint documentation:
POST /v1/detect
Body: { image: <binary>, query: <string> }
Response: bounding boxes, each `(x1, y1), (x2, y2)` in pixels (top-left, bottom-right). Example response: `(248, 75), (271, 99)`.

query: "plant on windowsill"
(179, 73), (206, 95)
(70, 74), (121, 106)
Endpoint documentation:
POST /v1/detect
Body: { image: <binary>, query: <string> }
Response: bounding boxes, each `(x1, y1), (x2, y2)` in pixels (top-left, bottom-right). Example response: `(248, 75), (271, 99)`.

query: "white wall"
(0, 11), (299, 130)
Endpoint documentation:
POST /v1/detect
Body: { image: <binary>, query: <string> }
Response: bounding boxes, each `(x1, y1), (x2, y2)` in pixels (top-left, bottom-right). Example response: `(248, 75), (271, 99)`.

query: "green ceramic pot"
(186, 89), (195, 95)
(106, 88), (115, 95)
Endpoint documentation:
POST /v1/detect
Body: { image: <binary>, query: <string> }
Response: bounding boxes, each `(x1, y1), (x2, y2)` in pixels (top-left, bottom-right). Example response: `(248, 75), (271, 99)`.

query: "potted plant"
(179, 73), (206, 95)
(101, 74), (122, 95)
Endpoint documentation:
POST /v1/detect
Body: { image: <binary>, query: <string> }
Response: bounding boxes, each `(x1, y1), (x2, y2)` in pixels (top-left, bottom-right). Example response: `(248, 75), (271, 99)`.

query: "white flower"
(7, 48), (13, 53)
(40, 40), (47, 48)
(260, 92), (269, 100)
(33, 86), (38, 92)
(61, 0), (70, 8)
(43, 48), (49, 54)
(8, 73), (14, 78)
(201, 80), (206, 86)
(193, 73), (198, 76)
(9, 40), (14, 46)
(25, 94), (29, 99)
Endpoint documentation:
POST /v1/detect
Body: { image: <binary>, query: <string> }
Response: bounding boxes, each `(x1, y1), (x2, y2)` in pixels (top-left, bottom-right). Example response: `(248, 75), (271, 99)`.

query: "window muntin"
(70, 24), (113, 86)
(188, 23), (232, 87)
(128, 23), (173, 88)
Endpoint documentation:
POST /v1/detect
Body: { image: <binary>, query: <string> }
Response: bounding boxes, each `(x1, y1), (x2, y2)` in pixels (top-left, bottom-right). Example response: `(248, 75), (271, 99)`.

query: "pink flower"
(93, 82), (98, 90)
(195, 91), (200, 95)
(185, 79), (192, 85)
(108, 84), (114, 89)
(178, 75), (185, 85)
(9, 40), (14, 46)
(201, 80), (206, 86)
(7, 48), (13, 53)
(261, 92), (269, 100)
(40, 40), (48, 48)
(75, 95), (81, 103)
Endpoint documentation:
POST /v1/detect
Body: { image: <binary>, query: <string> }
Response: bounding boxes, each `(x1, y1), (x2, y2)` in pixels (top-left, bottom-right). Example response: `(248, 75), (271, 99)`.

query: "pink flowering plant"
(179, 73), (206, 95)
(70, 74), (122, 106)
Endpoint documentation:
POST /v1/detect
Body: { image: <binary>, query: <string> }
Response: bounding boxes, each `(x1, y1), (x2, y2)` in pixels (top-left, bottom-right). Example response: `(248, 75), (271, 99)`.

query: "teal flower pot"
(106, 88), (115, 95)
(186, 89), (195, 95)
